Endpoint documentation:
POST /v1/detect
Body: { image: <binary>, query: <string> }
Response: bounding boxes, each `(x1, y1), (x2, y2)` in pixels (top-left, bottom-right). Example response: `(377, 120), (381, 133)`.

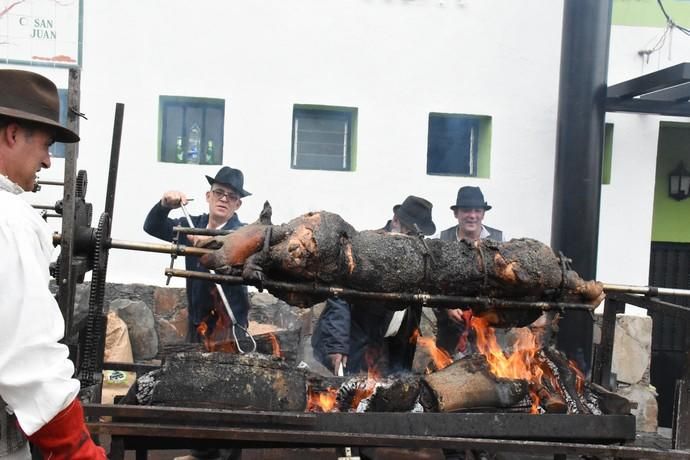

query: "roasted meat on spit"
(199, 205), (604, 326)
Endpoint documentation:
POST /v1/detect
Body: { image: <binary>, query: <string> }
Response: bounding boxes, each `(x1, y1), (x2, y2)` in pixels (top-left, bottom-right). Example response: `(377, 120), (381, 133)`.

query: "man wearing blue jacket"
(144, 166), (252, 344)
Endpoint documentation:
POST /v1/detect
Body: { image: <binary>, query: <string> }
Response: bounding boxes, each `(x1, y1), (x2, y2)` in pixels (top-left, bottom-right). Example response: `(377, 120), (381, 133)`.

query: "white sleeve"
(0, 219), (79, 436)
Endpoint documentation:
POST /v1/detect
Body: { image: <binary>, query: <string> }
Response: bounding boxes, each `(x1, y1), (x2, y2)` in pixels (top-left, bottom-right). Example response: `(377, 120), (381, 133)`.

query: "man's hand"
(187, 234), (213, 247)
(160, 190), (188, 209)
(446, 308), (465, 325)
(328, 353), (348, 375)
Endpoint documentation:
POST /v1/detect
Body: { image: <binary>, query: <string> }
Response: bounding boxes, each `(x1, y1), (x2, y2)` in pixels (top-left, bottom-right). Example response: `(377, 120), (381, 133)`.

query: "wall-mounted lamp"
(669, 162), (690, 201)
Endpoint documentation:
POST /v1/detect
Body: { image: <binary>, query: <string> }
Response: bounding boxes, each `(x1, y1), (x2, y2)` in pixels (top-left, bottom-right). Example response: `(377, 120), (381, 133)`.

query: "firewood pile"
(123, 336), (630, 417)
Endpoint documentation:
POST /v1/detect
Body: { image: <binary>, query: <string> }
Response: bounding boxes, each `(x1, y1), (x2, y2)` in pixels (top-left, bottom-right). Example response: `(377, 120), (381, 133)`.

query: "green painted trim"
(602, 123), (614, 185)
(350, 108), (358, 172)
(425, 112), (492, 178)
(157, 95), (225, 164)
(157, 96), (164, 162)
(651, 121), (690, 242)
(476, 116), (492, 179)
(612, 0), (690, 28)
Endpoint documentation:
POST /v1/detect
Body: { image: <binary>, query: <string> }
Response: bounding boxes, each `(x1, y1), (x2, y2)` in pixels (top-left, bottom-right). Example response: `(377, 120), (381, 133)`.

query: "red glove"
(26, 398), (106, 459)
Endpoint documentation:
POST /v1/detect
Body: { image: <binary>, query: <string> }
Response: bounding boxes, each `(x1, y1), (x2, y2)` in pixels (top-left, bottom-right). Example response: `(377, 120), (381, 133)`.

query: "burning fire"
(267, 333), (283, 358)
(307, 386), (338, 412)
(197, 308), (239, 353)
(412, 329), (453, 371)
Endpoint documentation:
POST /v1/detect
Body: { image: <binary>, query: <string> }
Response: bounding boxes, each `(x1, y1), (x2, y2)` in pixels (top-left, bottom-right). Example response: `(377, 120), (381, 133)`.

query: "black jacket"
(311, 221), (422, 374)
(143, 202), (250, 342)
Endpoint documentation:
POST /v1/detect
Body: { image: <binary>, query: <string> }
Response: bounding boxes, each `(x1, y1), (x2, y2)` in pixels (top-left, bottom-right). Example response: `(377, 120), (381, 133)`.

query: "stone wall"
(594, 313), (658, 433)
(70, 282), (306, 362)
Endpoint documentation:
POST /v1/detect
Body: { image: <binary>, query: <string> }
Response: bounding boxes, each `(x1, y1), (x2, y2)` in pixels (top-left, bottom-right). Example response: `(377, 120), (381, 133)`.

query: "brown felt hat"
(393, 195), (436, 235)
(0, 69), (79, 143)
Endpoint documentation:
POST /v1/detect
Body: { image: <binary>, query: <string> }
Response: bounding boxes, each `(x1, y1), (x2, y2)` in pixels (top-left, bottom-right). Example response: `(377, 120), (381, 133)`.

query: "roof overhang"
(606, 62), (690, 117)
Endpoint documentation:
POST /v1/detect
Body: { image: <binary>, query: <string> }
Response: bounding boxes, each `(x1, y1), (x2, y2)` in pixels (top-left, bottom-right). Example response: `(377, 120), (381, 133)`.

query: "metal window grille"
(291, 108), (353, 171)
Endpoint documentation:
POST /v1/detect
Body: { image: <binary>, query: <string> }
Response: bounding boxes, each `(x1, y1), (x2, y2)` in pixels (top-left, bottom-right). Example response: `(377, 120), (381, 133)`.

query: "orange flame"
(346, 348), (383, 409)
(307, 386), (338, 412)
(268, 333), (283, 358)
(413, 329), (453, 371)
(568, 359), (586, 394)
(472, 316), (544, 413)
(197, 289), (239, 353)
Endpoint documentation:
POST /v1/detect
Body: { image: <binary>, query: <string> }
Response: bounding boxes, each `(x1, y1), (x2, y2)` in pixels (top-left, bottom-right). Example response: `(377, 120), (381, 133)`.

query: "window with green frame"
(426, 113), (491, 178)
(602, 123), (614, 185)
(291, 105), (357, 171)
(159, 96), (224, 165)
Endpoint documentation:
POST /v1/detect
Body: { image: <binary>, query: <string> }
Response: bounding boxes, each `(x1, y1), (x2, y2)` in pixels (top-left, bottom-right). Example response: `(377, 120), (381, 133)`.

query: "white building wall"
(9, 1), (688, 297)
(66, 0), (565, 286)
(601, 24), (690, 313)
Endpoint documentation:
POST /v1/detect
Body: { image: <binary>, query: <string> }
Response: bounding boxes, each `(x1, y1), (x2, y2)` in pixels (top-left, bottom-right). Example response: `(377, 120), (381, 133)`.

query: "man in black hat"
(312, 195), (436, 375)
(144, 166), (252, 344)
(0, 69), (105, 459)
(436, 186), (504, 357)
(439, 186), (502, 242)
(145, 167), (250, 460)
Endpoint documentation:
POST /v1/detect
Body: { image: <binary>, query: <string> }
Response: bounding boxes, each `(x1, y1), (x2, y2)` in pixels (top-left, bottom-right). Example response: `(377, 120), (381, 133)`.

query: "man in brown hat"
(436, 186), (505, 358)
(0, 69), (105, 459)
(312, 195), (436, 375)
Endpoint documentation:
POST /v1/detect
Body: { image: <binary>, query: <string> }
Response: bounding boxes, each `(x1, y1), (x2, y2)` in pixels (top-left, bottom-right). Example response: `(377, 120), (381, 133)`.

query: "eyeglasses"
(211, 189), (240, 201)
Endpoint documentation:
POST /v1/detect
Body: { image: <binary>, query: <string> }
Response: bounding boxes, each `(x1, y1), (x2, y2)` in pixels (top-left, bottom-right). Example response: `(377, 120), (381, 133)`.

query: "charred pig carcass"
(199, 205), (603, 326)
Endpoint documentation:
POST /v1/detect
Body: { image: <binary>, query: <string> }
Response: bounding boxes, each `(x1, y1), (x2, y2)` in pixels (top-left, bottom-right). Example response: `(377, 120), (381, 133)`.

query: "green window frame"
(602, 123), (614, 185)
(426, 113), (492, 178)
(158, 96), (225, 165)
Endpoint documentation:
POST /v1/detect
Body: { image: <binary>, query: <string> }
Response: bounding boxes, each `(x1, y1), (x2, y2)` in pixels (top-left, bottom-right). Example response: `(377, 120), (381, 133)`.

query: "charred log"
(200, 208), (604, 324)
(419, 355), (529, 412)
(541, 347), (589, 414)
(331, 373), (422, 413)
(133, 352), (309, 411)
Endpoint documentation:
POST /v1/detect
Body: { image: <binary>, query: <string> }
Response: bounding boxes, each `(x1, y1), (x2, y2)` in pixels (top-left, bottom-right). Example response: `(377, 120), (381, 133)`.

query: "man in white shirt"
(0, 69), (105, 459)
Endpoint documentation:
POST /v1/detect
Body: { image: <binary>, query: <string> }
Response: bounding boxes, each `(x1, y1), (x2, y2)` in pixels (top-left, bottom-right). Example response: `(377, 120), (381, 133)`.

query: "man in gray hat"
(0, 69), (105, 459)
(436, 186), (505, 358)
(312, 195), (436, 375)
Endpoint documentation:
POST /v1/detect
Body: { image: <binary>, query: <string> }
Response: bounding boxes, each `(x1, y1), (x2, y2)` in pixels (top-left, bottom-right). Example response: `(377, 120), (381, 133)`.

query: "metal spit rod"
(602, 283), (690, 297)
(52, 234), (690, 299)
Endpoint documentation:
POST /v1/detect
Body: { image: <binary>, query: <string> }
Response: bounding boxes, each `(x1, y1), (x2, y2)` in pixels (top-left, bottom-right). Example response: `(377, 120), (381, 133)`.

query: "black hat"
(393, 195), (436, 235)
(450, 186), (491, 211)
(205, 166), (251, 197)
(0, 69), (79, 143)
